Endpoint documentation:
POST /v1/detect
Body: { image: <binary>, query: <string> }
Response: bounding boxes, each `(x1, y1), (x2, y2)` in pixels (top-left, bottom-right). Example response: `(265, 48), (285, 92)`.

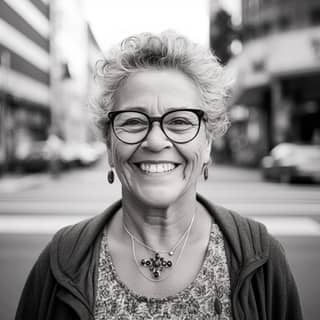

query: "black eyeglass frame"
(108, 108), (207, 145)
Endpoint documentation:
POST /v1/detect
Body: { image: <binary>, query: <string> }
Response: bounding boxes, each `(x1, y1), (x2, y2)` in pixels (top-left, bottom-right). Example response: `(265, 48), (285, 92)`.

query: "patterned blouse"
(94, 223), (233, 320)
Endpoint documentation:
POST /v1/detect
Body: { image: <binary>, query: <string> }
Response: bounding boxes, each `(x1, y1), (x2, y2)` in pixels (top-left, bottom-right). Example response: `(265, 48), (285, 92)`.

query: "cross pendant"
(141, 252), (173, 278)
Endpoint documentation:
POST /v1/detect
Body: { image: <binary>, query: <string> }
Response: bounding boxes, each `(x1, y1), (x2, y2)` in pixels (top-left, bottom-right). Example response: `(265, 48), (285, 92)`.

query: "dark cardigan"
(15, 194), (303, 320)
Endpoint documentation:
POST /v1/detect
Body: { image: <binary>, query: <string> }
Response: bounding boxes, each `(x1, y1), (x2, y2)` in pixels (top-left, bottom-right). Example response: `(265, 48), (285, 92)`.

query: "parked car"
(75, 143), (100, 166)
(261, 143), (320, 183)
(14, 141), (51, 172)
(91, 141), (106, 159)
(14, 138), (104, 173)
(59, 142), (103, 168)
(59, 142), (79, 168)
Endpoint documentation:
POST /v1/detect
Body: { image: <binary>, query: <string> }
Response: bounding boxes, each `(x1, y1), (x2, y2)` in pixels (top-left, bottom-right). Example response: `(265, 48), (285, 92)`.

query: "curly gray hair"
(91, 30), (230, 142)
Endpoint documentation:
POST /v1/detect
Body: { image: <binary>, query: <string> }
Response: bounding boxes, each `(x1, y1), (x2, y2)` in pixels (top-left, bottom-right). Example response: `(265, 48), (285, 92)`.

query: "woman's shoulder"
(52, 199), (122, 245)
(197, 194), (274, 260)
(198, 194), (269, 237)
(47, 200), (121, 273)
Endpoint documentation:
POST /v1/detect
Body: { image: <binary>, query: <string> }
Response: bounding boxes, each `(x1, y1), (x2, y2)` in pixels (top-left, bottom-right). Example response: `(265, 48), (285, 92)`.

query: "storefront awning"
(227, 25), (320, 105)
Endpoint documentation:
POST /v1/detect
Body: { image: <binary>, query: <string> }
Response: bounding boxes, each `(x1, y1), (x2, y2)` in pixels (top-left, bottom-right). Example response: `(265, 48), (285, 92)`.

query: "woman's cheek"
(110, 141), (125, 177)
(111, 141), (136, 188)
(179, 145), (204, 182)
(191, 152), (203, 180)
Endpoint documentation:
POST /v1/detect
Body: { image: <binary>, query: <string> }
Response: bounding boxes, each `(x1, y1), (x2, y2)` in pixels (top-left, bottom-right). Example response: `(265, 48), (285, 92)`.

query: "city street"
(1, 160), (320, 320)
(1, 1), (320, 320)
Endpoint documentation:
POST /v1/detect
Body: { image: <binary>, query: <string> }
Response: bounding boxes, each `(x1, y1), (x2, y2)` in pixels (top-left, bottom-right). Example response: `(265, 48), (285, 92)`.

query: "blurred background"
(0, 0), (320, 319)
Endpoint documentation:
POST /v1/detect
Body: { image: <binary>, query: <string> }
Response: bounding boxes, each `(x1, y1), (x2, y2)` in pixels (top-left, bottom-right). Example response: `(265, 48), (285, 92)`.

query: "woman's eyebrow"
(126, 106), (149, 112)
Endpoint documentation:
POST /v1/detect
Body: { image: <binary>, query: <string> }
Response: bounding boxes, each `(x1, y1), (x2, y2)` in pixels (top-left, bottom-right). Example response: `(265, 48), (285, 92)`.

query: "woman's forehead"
(114, 69), (201, 112)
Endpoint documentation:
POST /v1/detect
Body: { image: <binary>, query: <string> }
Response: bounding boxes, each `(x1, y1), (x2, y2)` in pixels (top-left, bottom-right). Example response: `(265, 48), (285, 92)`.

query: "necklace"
(123, 211), (196, 281)
(123, 212), (195, 256)
(131, 226), (191, 282)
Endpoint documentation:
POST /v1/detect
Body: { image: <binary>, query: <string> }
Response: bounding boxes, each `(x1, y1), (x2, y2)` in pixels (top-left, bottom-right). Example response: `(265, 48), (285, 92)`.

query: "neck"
(121, 189), (198, 251)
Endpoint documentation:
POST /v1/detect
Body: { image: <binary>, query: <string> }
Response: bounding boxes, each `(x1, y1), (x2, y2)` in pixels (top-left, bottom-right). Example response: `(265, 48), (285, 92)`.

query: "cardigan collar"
(49, 194), (270, 314)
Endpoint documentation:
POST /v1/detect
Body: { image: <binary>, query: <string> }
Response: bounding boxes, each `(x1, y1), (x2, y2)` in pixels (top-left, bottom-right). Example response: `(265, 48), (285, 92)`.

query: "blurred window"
(259, 21), (272, 36)
(278, 15), (291, 30)
(241, 24), (256, 41)
(310, 7), (320, 25)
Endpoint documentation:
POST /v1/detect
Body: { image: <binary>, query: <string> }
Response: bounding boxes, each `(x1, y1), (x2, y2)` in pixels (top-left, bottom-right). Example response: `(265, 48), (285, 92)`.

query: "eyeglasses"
(108, 108), (207, 144)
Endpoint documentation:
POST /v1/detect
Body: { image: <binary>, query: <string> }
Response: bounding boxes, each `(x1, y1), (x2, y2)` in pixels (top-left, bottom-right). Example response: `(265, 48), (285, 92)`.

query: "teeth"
(139, 163), (176, 173)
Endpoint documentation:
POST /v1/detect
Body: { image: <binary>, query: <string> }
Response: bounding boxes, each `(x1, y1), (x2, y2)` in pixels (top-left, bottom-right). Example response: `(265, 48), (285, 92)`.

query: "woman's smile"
(133, 161), (181, 175)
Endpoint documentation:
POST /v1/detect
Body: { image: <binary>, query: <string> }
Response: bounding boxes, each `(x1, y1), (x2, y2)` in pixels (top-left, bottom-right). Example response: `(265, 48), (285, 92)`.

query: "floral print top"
(94, 223), (233, 320)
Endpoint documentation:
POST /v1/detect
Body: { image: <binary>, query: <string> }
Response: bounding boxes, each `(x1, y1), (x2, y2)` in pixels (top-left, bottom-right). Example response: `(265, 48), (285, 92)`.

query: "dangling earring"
(203, 164), (209, 181)
(107, 169), (114, 184)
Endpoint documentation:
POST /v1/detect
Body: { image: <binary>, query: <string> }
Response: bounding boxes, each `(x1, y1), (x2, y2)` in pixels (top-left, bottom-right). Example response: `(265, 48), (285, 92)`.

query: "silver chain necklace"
(123, 211), (196, 280)
(130, 217), (194, 282)
(123, 211), (195, 256)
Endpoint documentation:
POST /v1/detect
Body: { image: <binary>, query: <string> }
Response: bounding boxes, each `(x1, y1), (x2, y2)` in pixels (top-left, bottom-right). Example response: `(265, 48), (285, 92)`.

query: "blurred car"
(59, 142), (79, 168)
(91, 141), (106, 159)
(14, 138), (105, 172)
(261, 143), (320, 183)
(15, 141), (51, 172)
(75, 143), (100, 166)
(59, 142), (103, 168)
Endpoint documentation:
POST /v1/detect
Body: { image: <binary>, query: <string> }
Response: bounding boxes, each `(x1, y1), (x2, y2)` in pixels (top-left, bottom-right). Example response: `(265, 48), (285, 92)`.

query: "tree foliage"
(210, 9), (235, 65)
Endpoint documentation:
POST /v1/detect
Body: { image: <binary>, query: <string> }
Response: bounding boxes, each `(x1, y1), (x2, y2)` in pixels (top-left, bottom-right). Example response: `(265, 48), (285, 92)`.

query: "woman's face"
(107, 69), (211, 208)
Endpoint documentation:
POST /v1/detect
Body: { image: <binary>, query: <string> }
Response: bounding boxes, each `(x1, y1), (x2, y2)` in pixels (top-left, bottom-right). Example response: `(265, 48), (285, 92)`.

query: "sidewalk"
(209, 164), (261, 182)
(0, 173), (51, 193)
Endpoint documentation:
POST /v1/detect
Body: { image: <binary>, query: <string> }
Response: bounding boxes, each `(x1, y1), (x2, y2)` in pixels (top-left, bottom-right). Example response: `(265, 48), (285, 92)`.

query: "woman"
(16, 31), (303, 320)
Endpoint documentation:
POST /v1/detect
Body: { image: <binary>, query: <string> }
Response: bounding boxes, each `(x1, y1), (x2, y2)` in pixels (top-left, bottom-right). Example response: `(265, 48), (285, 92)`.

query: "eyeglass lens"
(112, 110), (201, 144)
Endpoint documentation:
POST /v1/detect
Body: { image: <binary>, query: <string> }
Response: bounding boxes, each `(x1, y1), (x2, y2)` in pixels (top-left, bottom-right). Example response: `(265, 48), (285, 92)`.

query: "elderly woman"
(16, 31), (303, 320)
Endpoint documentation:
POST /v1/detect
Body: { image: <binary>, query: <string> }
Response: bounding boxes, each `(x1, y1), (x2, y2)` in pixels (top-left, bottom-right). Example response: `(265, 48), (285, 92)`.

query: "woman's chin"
(134, 187), (183, 209)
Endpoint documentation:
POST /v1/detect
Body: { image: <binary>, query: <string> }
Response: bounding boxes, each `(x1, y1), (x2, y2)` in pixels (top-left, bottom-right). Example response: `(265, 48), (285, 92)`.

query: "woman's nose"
(140, 123), (172, 151)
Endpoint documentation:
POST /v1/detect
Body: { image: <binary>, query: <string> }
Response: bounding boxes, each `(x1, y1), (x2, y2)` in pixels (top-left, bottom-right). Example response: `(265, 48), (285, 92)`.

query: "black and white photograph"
(0, 0), (320, 319)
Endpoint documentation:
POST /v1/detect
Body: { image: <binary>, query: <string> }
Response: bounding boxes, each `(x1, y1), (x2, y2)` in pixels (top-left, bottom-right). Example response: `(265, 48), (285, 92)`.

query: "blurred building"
(50, 0), (102, 145)
(0, 0), (103, 174)
(227, 0), (320, 165)
(86, 26), (105, 142)
(0, 0), (51, 172)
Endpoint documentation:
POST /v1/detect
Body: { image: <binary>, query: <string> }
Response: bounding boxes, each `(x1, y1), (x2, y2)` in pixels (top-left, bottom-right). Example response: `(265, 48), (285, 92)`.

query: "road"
(0, 160), (320, 320)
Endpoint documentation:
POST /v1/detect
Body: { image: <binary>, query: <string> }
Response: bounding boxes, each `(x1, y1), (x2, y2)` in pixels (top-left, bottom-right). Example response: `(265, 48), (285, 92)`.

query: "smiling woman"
(104, 68), (212, 208)
(15, 31), (303, 320)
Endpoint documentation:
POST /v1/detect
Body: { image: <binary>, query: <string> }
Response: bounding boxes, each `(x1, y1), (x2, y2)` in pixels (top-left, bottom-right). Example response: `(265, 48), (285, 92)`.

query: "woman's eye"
(121, 118), (146, 126)
(168, 118), (192, 125)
